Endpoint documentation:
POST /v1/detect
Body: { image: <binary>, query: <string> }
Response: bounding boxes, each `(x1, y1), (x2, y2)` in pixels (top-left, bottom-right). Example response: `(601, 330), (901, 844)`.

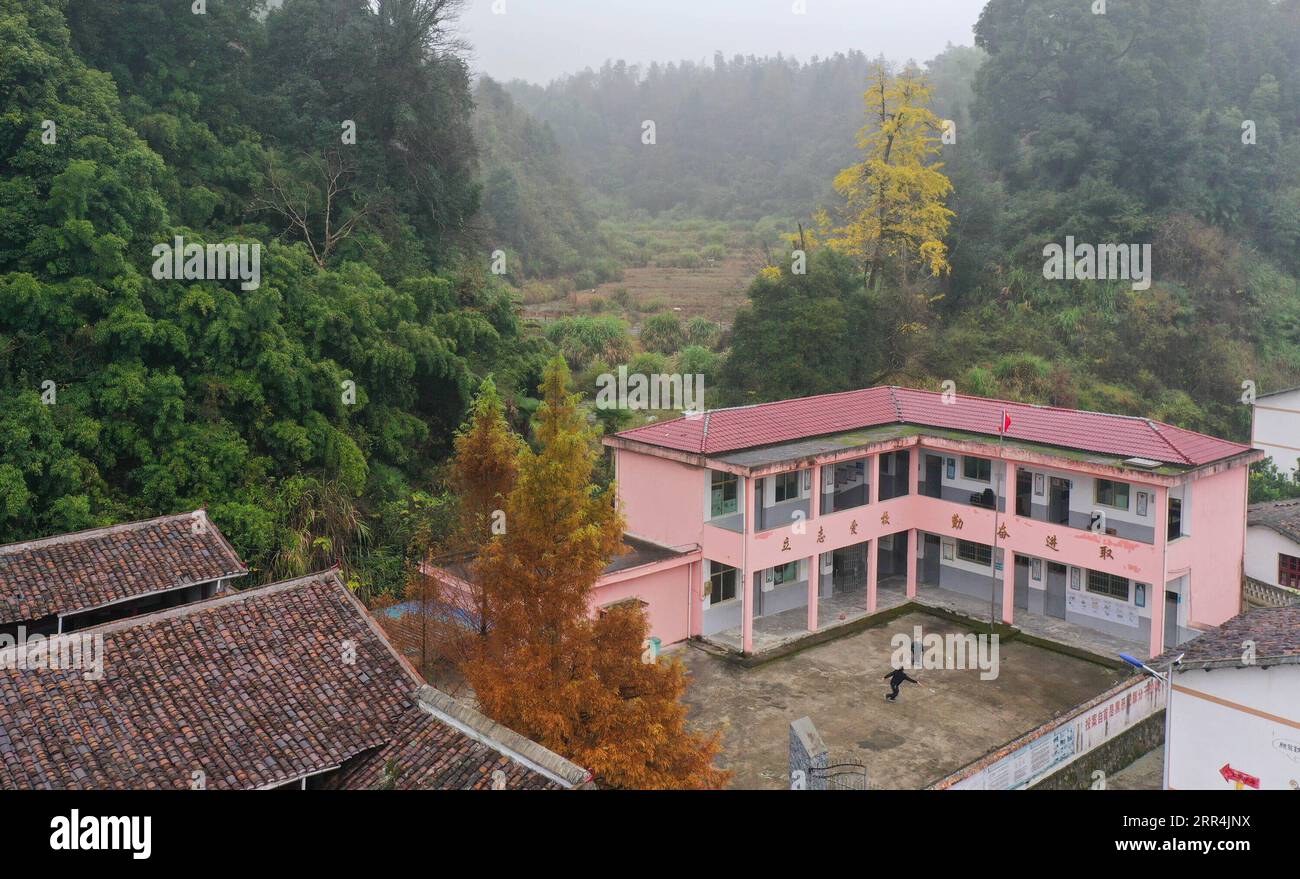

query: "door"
(1165, 590), (1180, 648)
(922, 534), (941, 586)
(1014, 555), (1029, 610)
(924, 455), (943, 498)
(1048, 477), (1071, 525)
(833, 545), (866, 594)
(1016, 471), (1033, 517)
(1045, 562), (1067, 619)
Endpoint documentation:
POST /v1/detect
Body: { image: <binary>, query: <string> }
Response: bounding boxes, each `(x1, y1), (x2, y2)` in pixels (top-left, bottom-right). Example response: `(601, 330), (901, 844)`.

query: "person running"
(883, 667), (918, 702)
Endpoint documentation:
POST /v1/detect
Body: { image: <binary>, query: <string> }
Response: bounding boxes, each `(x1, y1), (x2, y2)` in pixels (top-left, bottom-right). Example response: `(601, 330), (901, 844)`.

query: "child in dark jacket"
(884, 667), (918, 702)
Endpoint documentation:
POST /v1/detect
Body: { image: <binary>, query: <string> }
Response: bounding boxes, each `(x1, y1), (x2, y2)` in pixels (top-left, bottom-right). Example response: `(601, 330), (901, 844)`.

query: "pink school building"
(600, 386), (1260, 659)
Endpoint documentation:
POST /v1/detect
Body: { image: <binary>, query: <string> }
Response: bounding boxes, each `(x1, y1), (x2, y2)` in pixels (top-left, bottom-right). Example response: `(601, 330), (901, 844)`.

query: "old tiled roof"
(322, 687), (591, 790)
(0, 571), (586, 790)
(1161, 605), (1300, 671)
(1247, 499), (1300, 544)
(615, 386), (1254, 468)
(0, 511), (247, 626)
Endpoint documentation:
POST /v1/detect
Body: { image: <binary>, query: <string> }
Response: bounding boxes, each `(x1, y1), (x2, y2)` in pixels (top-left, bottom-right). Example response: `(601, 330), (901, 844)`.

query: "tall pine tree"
(465, 357), (728, 789)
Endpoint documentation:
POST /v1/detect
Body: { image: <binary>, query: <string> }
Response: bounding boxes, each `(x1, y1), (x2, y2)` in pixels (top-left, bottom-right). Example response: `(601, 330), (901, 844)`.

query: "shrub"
(640, 311), (686, 355)
(675, 345), (717, 378)
(686, 316), (721, 349)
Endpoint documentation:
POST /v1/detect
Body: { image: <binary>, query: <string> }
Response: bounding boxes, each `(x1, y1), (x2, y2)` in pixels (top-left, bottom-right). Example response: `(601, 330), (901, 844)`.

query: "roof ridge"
(1144, 419), (1194, 466)
(887, 385), (904, 421)
(895, 384), (1193, 429)
(0, 510), (213, 557)
(415, 685), (592, 788)
(74, 570), (347, 636)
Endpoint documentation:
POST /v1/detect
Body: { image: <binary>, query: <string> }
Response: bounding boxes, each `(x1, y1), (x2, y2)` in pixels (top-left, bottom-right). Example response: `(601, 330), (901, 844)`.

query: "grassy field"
(521, 220), (779, 330)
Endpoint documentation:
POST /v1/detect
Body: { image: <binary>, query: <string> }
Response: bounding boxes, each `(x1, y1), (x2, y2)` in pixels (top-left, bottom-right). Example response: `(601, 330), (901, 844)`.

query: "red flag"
(1000, 411), (1012, 434)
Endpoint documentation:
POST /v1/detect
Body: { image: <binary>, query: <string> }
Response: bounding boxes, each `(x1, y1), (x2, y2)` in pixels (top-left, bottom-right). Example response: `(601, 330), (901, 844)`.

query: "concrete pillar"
(808, 555), (819, 632)
(1001, 551), (1016, 625)
(867, 538), (878, 613)
(742, 476), (755, 654)
(742, 568), (755, 654)
(907, 445), (920, 496)
(807, 464), (819, 632)
(1148, 488), (1168, 658)
(906, 528), (918, 598)
(1001, 462), (1017, 624)
(789, 717), (828, 791)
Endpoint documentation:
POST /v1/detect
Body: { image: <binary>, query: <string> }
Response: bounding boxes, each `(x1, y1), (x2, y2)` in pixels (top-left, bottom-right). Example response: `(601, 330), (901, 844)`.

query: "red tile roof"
(615, 386), (1253, 467)
(0, 571), (584, 790)
(0, 511), (247, 626)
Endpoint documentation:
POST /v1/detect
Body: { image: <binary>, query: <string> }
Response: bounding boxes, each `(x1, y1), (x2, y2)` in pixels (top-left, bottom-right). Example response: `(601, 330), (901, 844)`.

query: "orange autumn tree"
(393, 377), (521, 687)
(446, 376), (522, 636)
(464, 356), (729, 789)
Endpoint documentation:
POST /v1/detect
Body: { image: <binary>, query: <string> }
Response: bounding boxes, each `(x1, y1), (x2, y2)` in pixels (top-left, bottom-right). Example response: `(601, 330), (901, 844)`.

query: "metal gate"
(811, 759), (870, 790)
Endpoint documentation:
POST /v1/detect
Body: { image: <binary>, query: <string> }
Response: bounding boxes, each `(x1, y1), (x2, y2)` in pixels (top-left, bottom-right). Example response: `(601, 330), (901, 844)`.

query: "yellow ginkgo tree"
(818, 61), (954, 288)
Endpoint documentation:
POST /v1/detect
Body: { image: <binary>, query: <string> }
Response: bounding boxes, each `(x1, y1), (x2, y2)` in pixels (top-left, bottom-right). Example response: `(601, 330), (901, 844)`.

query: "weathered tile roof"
(0, 571), (587, 789)
(0, 511), (247, 626)
(322, 687), (591, 790)
(1160, 605), (1300, 671)
(1247, 499), (1300, 544)
(616, 386), (1254, 468)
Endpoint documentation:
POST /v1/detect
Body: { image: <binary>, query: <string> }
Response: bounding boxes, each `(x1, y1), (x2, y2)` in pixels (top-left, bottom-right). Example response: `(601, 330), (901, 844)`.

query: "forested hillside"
(505, 46), (984, 221)
(0, 0), (549, 594)
(471, 76), (622, 284)
(510, 0), (1300, 456)
(5, 0), (1300, 596)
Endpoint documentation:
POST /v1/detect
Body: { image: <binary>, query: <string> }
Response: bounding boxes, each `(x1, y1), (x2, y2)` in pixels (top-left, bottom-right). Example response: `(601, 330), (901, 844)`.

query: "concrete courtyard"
(680, 610), (1126, 790)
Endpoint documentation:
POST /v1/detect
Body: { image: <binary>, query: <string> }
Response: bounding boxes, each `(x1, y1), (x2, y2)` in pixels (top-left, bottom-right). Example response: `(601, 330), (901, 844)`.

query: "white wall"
(1245, 525), (1300, 588)
(1168, 664), (1300, 790)
(1252, 388), (1300, 476)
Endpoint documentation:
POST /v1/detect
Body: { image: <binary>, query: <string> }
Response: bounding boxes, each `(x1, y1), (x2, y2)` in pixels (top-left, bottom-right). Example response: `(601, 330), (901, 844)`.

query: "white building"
(1246, 500), (1300, 590)
(1165, 605), (1300, 791)
(1251, 386), (1300, 477)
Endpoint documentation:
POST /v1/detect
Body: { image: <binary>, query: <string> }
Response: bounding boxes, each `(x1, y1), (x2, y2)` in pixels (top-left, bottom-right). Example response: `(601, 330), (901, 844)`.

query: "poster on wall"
(1066, 591), (1140, 627)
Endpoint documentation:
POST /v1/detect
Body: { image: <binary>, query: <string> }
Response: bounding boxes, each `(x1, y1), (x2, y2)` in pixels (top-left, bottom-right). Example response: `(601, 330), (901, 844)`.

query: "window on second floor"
(1167, 497), (1182, 540)
(1087, 569), (1130, 600)
(1095, 479), (1130, 510)
(773, 471), (801, 504)
(1280, 554), (1300, 590)
(710, 470), (738, 518)
(962, 457), (992, 482)
(956, 540), (993, 566)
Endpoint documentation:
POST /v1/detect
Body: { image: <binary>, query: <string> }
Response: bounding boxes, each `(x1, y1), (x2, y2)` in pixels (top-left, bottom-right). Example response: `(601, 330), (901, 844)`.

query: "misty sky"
(454, 0), (989, 85)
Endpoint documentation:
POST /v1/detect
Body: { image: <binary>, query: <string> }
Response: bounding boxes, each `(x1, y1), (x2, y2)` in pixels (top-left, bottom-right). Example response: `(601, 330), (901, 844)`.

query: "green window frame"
(962, 457), (992, 482)
(710, 470), (738, 518)
(1095, 479), (1130, 510)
